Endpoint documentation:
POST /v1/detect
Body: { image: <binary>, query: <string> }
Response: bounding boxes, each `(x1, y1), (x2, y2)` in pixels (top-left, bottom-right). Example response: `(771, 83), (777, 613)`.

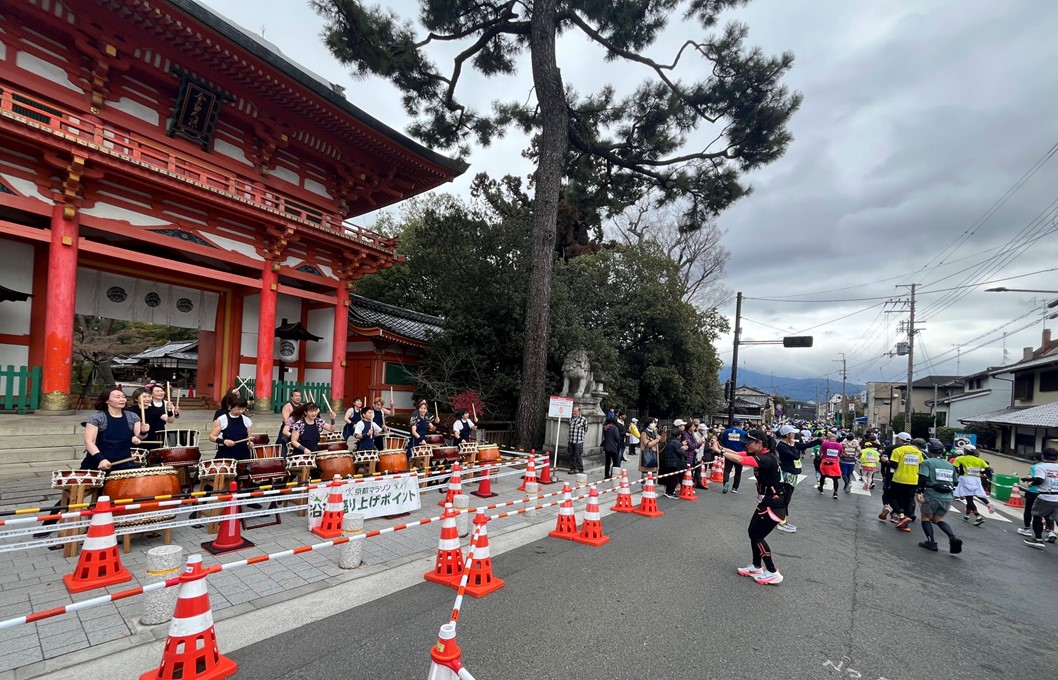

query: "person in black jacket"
(602, 417), (623, 479)
(774, 424), (821, 534)
(660, 433), (689, 498)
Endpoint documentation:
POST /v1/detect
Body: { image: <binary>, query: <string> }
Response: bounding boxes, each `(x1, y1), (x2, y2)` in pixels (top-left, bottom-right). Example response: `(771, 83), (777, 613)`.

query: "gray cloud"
(202, 0), (1058, 387)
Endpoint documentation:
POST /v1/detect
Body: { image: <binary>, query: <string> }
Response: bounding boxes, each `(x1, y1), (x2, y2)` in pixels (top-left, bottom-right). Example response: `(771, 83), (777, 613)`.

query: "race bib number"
(793, 460), (802, 471)
(966, 467), (981, 477)
(934, 469), (954, 483)
(903, 454), (920, 466)
(728, 434), (741, 442)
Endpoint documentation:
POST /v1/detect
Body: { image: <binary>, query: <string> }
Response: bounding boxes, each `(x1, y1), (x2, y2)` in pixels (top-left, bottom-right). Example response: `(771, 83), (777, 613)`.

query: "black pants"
(627, 443), (638, 457)
(604, 450), (621, 479)
(748, 507), (781, 572)
(881, 475), (894, 508)
(568, 442), (584, 473)
(663, 469), (680, 496)
(818, 476), (840, 495)
(890, 482), (917, 519)
(781, 481), (796, 512)
(725, 459), (742, 489)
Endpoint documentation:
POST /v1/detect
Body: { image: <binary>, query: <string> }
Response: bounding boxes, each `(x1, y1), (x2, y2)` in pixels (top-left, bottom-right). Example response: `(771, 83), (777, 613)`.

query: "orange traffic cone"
(696, 463), (710, 489)
(573, 484), (610, 547)
(64, 496), (132, 594)
(311, 475), (346, 539)
(458, 511), (504, 598)
(439, 463), (463, 506)
(634, 472), (664, 518)
(677, 468), (698, 502)
(425, 503), (464, 585)
(201, 482), (255, 555)
(549, 483), (579, 540)
(610, 469), (635, 513)
(1007, 484), (1025, 508)
(710, 457), (725, 484)
(471, 464), (498, 498)
(518, 453), (537, 492)
(427, 622), (468, 680)
(140, 554), (237, 680)
(538, 453), (557, 484)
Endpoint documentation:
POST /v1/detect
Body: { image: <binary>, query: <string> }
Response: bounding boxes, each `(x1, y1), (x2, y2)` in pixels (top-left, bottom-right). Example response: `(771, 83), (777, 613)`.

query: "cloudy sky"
(202, 0), (1058, 387)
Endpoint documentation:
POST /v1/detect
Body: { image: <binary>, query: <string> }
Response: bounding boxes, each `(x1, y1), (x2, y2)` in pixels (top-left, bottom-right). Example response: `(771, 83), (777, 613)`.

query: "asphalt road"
(231, 479), (1058, 679)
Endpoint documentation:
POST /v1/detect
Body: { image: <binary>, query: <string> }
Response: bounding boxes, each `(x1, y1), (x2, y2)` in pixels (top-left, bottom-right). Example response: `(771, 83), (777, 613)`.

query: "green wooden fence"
(237, 378), (332, 413)
(0, 365), (42, 413)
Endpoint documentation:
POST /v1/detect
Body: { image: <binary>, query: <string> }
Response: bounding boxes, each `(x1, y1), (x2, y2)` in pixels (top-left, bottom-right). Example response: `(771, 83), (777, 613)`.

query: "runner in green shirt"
(916, 439), (963, 554)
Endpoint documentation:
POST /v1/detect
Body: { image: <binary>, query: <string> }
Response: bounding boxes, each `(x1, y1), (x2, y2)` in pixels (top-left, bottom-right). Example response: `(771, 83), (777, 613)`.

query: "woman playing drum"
(451, 408), (478, 446)
(341, 397), (364, 442)
(354, 406), (384, 453)
(208, 395), (254, 461)
(408, 400), (438, 452)
(371, 397), (394, 450)
(82, 388), (145, 472)
(289, 402), (337, 456)
(213, 386), (242, 421)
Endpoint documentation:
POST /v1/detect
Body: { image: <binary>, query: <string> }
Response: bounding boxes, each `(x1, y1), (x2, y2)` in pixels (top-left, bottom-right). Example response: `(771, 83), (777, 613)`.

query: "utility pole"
(824, 377), (830, 422)
(727, 292), (743, 424)
(837, 353), (847, 427)
(897, 283), (918, 430)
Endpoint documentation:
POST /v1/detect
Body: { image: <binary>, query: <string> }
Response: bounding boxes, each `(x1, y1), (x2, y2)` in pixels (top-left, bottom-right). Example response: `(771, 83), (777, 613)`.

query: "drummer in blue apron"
(208, 396), (254, 461)
(355, 406), (384, 452)
(408, 400), (438, 454)
(289, 402), (336, 456)
(82, 388), (144, 471)
(341, 397), (364, 443)
(451, 408), (478, 446)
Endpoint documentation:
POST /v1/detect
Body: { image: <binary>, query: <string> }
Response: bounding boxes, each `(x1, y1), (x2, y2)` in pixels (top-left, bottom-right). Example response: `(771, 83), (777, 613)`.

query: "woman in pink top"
(817, 432), (844, 499)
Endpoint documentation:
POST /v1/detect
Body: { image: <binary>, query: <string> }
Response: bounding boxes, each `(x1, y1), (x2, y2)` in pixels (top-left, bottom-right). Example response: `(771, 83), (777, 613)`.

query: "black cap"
(744, 428), (768, 444)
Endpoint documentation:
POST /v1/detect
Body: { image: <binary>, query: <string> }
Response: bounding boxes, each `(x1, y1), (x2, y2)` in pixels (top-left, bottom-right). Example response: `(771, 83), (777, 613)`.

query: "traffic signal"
(782, 336), (813, 348)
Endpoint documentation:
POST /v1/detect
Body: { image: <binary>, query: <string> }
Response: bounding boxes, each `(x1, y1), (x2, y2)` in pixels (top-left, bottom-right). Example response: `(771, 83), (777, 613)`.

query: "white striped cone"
(140, 554), (236, 680)
(425, 503), (464, 585)
(459, 511), (504, 597)
(610, 470), (635, 513)
(573, 484), (610, 546)
(312, 475), (345, 539)
(439, 463), (463, 506)
(549, 483), (578, 539)
(427, 623), (467, 680)
(64, 496), (132, 593)
(518, 455), (537, 491)
(634, 472), (664, 517)
(678, 468), (699, 501)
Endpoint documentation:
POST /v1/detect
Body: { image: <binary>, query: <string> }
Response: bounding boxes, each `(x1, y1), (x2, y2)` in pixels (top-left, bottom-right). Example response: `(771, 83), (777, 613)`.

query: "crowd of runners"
(706, 420), (1058, 586)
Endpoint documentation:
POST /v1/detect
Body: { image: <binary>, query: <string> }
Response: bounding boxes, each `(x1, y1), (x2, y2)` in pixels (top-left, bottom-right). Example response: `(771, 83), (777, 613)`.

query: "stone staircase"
(0, 410), (287, 468)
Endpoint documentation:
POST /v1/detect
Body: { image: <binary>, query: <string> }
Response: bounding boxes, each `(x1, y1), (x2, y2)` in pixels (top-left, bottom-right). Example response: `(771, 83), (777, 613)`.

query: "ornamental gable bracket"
(260, 226), (298, 260)
(43, 152), (103, 218)
(250, 115), (292, 179)
(73, 34), (129, 114)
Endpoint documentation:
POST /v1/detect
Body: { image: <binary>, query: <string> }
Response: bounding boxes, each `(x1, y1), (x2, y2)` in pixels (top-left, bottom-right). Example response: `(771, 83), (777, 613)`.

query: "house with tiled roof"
(959, 329), (1058, 459)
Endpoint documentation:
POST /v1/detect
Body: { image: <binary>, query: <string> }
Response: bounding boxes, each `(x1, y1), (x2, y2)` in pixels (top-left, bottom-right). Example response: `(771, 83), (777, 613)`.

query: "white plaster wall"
(209, 234), (264, 262)
(270, 166), (299, 186)
(240, 294), (302, 360)
(15, 50), (82, 92)
(214, 139), (253, 167)
(304, 368), (330, 384)
(241, 294), (260, 357)
(306, 307), (333, 363)
(0, 173), (47, 200)
(0, 345), (29, 371)
(0, 239), (34, 336)
(237, 362), (256, 381)
(80, 201), (170, 226)
(303, 178), (331, 199)
(110, 97), (159, 125)
(391, 390), (414, 412)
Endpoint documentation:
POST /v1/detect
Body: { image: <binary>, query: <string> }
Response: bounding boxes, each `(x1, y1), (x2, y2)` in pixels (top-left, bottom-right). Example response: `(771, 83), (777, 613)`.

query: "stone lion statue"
(561, 349), (592, 398)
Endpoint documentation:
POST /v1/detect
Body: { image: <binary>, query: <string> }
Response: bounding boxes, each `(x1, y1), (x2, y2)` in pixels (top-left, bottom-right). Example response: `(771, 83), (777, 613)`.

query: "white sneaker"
(1017, 527), (1033, 536)
(1048, 531), (1057, 544)
(1025, 538), (1045, 550)
(737, 564), (763, 577)
(775, 523), (797, 533)
(754, 570), (784, 585)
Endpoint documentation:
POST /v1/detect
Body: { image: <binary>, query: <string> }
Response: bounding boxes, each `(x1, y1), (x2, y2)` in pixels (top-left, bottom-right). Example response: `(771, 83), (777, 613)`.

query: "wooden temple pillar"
(41, 202), (80, 410)
(330, 279), (350, 412)
(254, 261), (279, 411)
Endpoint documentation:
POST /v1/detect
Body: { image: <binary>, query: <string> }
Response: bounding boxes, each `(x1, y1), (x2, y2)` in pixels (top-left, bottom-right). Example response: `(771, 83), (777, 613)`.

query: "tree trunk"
(514, 0), (569, 449)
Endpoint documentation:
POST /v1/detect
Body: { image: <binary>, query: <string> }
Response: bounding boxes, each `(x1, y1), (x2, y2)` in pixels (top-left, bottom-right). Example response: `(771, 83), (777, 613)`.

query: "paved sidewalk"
(0, 455), (600, 678)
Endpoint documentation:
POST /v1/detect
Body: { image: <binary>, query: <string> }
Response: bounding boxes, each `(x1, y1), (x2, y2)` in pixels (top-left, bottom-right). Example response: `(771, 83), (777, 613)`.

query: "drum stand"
(58, 485), (100, 558)
(240, 478), (284, 529)
(122, 526), (172, 554)
(202, 472), (235, 534)
(288, 465), (312, 517)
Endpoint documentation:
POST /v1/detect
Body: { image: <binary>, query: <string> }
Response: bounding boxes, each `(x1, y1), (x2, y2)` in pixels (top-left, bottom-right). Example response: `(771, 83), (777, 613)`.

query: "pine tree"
(313, 0), (801, 447)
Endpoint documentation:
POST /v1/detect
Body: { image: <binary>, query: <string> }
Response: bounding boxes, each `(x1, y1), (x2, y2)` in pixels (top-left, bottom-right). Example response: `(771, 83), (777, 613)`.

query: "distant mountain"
(718, 367), (865, 403)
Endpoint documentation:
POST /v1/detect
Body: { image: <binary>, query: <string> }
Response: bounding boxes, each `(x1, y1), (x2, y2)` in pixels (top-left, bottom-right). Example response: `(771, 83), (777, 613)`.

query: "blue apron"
(221, 413), (252, 461)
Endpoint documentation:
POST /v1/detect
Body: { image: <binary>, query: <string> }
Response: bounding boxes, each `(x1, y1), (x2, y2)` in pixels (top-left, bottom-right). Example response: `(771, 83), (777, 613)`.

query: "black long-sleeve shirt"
(776, 439), (822, 474)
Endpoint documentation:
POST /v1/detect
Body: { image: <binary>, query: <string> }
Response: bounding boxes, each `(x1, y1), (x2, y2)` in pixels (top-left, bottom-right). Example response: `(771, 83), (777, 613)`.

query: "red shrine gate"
(0, 0), (465, 411)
